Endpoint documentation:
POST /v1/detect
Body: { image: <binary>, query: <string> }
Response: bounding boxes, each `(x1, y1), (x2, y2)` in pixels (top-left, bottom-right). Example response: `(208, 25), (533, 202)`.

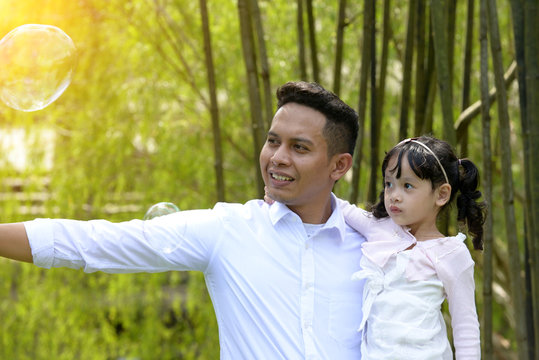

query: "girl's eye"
(404, 183), (413, 189)
(384, 181), (392, 188)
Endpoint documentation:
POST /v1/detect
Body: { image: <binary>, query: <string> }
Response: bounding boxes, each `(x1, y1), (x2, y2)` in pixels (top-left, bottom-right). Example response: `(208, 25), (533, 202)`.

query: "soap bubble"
(143, 202), (182, 254)
(143, 202), (180, 220)
(0, 24), (76, 112)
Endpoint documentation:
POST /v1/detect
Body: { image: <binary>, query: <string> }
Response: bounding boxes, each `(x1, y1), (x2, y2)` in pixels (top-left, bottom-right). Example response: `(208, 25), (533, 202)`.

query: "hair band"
(398, 138), (450, 184)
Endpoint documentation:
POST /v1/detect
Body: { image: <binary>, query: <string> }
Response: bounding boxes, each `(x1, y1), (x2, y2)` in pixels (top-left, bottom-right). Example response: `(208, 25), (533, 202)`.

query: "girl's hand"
(264, 186), (275, 205)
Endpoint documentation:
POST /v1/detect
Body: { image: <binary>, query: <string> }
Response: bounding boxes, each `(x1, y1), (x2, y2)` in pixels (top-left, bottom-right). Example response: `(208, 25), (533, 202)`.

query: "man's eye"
(294, 144), (308, 151)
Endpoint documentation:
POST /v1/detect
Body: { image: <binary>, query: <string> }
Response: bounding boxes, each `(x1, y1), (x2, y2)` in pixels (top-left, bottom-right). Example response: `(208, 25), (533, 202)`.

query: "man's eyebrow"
(267, 131), (314, 145)
(292, 137), (314, 145)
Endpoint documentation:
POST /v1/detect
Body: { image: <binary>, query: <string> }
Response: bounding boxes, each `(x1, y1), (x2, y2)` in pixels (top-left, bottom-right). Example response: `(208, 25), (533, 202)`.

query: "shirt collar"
(269, 193), (347, 243)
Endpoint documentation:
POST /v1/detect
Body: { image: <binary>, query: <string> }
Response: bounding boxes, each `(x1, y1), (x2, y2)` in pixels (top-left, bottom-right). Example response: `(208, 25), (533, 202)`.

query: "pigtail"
(456, 159), (486, 250)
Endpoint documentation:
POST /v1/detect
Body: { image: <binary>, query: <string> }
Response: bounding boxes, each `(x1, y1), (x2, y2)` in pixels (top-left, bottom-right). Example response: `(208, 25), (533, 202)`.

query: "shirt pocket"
(329, 293), (362, 348)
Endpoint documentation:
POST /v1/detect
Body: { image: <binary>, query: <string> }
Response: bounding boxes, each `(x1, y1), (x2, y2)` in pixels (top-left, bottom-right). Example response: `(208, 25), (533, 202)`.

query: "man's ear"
(331, 153), (353, 181)
(436, 183), (452, 207)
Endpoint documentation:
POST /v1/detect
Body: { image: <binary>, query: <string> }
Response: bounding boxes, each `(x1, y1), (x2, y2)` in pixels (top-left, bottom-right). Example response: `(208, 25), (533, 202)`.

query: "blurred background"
(0, 0), (536, 359)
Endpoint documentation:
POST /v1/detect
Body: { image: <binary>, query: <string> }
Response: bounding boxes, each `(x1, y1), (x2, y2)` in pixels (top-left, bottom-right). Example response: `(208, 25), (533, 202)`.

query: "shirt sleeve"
(435, 241), (481, 359)
(338, 199), (373, 235)
(24, 209), (222, 273)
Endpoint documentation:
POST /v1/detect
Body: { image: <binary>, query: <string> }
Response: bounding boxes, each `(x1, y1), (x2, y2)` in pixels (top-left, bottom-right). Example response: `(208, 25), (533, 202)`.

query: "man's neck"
(288, 197), (333, 224)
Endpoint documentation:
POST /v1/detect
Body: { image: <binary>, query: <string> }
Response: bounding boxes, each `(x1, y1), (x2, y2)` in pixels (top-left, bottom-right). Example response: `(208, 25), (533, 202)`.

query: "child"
(341, 135), (483, 359)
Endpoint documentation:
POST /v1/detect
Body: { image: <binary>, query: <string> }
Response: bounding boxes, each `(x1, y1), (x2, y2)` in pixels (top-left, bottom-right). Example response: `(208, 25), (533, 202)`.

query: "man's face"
(260, 103), (343, 219)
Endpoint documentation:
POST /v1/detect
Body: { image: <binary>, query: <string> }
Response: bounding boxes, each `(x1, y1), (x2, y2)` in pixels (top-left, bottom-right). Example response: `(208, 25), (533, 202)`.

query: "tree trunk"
(414, 0), (427, 136)
(423, 26), (437, 135)
(349, 0), (374, 204)
(479, 1), (493, 358)
(367, 0), (391, 204)
(332, 0), (347, 96)
(305, 0), (320, 82)
(398, 0), (416, 140)
(458, 0), (475, 157)
(430, 0), (456, 145)
(249, 0), (273, 130)
(237, 0), (265, 196)
(297, 0), (307, 80)
(367, 1), (377, 206)
(523, 0), (539, 356)
(430, 0), (454, 235)
(486, 0), (529, 357)
(199, 0), (225, 202)
(447, 0), (456, 80)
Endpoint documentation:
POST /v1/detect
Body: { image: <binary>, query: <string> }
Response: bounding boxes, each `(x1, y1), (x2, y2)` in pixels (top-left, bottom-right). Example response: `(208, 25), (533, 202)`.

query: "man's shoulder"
(213, 198), (265, 209)
(212, 199), (269, 219)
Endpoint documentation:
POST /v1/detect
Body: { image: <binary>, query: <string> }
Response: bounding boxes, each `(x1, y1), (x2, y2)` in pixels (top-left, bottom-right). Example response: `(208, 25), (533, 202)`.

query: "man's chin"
(267, 191), (293, 205)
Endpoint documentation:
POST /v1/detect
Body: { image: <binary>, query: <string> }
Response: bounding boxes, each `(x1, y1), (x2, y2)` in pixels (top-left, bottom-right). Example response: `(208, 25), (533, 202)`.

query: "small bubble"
(143, 202), (180, 220)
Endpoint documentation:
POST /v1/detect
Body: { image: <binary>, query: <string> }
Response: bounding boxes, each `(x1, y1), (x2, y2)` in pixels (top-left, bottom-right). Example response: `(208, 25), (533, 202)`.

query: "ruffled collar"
(362, 223), (467, 269)
(361, 221), (415, 268)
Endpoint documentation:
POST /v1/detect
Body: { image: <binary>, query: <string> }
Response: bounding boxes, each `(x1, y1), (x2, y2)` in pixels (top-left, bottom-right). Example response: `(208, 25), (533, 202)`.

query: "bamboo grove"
(0, 0), (537, 359)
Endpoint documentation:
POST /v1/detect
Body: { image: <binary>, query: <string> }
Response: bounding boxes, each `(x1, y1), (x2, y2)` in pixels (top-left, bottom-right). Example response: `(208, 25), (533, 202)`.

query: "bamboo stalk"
(486, 0), (529, 357)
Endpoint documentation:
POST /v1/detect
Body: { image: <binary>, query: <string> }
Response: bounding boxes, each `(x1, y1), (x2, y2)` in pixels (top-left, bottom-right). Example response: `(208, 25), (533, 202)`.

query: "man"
(0, 81), (365, 359)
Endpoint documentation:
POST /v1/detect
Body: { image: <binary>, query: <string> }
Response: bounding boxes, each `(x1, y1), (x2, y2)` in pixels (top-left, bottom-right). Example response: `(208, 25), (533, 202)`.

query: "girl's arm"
(446, 265), (480, 359)
(337, 199), (373, 235)
(436, 242), (480, 359)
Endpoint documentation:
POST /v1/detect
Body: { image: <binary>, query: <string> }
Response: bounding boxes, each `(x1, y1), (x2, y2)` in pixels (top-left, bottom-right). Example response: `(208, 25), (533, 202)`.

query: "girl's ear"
(436, 183), (452, 207)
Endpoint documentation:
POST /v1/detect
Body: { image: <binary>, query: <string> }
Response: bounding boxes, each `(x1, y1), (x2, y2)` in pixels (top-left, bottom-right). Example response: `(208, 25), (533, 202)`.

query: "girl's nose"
(388, 189), (401, 203)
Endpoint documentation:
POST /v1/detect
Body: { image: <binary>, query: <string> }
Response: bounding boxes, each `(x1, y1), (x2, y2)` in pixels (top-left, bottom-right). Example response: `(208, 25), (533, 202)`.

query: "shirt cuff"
(23, 219), (55, 268)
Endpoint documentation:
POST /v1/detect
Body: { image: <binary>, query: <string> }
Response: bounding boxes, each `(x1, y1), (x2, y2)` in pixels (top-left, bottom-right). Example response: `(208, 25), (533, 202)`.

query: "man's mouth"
(271, 172), (294, 181)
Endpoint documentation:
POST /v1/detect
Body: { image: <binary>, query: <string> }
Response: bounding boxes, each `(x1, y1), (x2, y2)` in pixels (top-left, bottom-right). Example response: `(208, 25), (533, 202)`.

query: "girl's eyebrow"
(400, 174), (421, 182)
(384, 172), (418, 182)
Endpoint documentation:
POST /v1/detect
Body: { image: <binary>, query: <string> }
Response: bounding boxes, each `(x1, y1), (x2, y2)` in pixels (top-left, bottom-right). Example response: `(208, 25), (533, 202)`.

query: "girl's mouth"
(389, 205), (401, 213)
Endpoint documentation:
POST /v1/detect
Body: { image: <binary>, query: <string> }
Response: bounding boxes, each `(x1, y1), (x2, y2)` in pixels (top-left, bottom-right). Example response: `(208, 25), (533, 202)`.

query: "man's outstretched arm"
(0, 223), (33, 263)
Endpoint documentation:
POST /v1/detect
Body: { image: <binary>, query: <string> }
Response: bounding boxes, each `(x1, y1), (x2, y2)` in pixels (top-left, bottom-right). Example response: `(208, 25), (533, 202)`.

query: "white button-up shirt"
(24, 195), (365, 359)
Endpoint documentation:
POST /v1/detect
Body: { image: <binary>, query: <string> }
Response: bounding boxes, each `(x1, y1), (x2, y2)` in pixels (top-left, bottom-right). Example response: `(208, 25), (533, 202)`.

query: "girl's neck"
(409, 225), (444, 241)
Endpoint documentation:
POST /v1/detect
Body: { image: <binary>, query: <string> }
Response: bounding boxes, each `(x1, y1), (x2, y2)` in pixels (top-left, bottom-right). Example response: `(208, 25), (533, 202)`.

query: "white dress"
(340, 202), (480, 359)
(355, 249), (451, 359)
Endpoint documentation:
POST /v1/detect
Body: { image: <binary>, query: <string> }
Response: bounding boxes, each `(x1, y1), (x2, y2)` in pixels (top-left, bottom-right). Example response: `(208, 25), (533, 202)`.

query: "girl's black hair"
(371, 135), (486, 250)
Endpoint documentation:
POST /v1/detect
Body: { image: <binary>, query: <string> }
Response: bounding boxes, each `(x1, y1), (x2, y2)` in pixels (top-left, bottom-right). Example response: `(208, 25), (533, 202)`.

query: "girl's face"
(383, 153), (444, 238)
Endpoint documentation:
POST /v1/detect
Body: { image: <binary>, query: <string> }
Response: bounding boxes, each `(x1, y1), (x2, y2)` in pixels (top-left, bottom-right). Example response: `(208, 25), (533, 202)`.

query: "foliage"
(0, 0), (530, 358)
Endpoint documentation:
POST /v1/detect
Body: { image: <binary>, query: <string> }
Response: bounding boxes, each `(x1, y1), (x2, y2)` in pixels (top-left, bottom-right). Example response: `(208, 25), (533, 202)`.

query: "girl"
(341, 135), (484, 359)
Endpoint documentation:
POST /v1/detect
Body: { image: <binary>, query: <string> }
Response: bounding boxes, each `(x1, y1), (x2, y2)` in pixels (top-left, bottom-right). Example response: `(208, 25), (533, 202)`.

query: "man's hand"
(0, 223), (33, 263)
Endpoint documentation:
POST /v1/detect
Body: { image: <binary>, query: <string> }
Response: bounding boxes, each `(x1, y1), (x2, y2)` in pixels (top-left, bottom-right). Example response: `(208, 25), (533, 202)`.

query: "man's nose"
(271, 145), (290, 165)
